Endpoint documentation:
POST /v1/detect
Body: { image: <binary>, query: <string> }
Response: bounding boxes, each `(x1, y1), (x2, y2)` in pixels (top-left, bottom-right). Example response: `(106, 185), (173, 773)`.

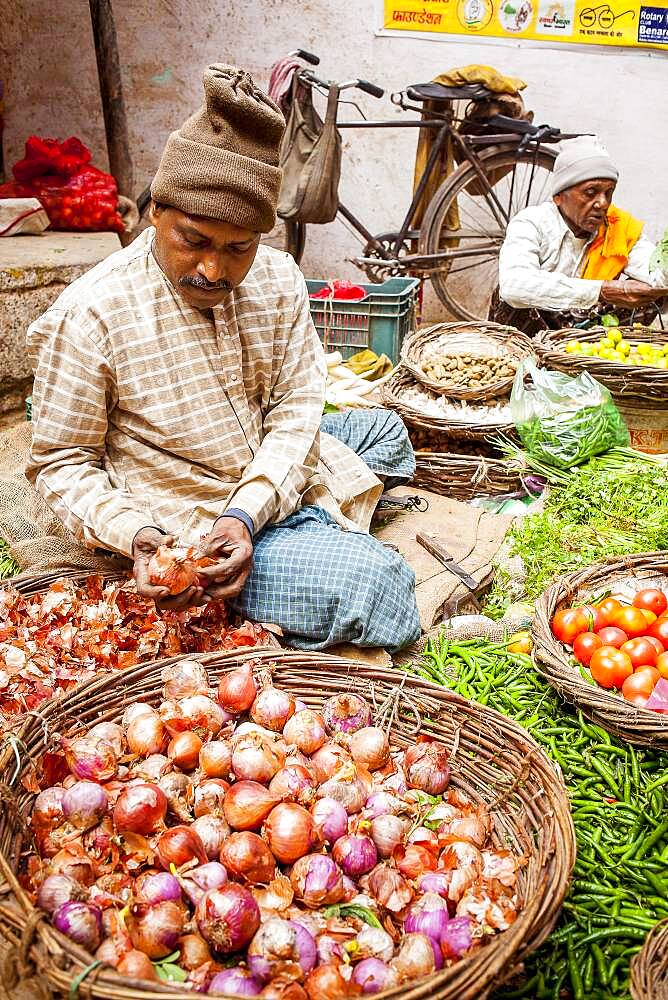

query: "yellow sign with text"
(383, 0), (668, 49)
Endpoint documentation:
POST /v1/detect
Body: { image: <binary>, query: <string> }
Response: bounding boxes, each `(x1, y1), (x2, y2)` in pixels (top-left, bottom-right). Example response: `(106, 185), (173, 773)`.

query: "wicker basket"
(0, 648), (575, 1000)
(382, 370), (516, 445)
(533, 552), (668, 746)
(535, 326), (668, 401)
(631, 919), (668, 1000)
(414, 452), (523, 501)
(401, 322), (534, 401)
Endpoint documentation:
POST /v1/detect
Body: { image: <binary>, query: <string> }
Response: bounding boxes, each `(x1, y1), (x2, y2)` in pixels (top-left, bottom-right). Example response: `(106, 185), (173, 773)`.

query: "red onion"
(252, 874), (294, 914)
(407, 827), (439, 854)
(178, 694), (225, 735)
(134, 871), (182, 905)
(126, 900), (185, 959)
(440, 915), (472, 959)
(223, 781), (280, 831)
(218, 663), (258, 715)
(310, 742), (352, 783)
(317, 773), (366, 815)
(341, 875), (358, 901)
(332, 834), (377, 877)
(251, 680), (296, 732)
(370, 815), (408, 859)
(32, 787), (66, 831)
(311, 798), (348, 844)
(159, 771), (192, 822)
(116, 949), (159, 981)
(178, 932), (213, 970)
(304, 964), (354, 1000)
(247, 917), (316, 983)
(390, 933), (436, 981)
(322, 693), (371, 735)
(113, 783), (167, 835)
(290, 854), (345, 908)
(404, 742), (450, 796)
(156, 825), (208, 869)
(168, 731), (203, 770)
(368, 864), (413, 913)
(194, 778), (229, 818)
(192, 814), (230, 859)
(209, 967), (262, 996)
(200, 740), (233, 778)
(62, 781), (108, 831)
(162, 659), (210, 701)
(53, 900), (101, 950)
(264, 803), (315, 864)
(352, 958), (398, 994)
(418, 872), (452, 899)
(180, 861), (229, 905)
(232, 732), (286, 784)
(260, 978), (308, 1000)
(394, 843), (437, 880)
(269, 765), (316, 805)
(130, 753), (171, 782)
(47, 846), (95, 887)
(350, 728), (390, 772)
(88, 721), (124, 756)
(36, 874), (85, 914)
(364, 791), (403, 819)
(440, 812), (489, 848)
(355, 925), (394, 963)
(122, 703), (155, 728)
(404, 892), (449, 943)
(196, 884), (260, 953)
(127, 713), (167, 756)
(64, 737), (118, 782)
(220, 832), (276, 885)
(282, 710), (327, 755)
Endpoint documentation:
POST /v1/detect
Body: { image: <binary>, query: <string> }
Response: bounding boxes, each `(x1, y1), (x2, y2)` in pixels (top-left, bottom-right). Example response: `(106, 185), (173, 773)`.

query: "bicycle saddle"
(405, 82), (493, 103)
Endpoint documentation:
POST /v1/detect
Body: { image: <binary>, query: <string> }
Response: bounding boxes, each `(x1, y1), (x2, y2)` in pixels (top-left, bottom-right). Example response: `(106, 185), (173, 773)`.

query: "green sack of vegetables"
(510, 360), (629, 470)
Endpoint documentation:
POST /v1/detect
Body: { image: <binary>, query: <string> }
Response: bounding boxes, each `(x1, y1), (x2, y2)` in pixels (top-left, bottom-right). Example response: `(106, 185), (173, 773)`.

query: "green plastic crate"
(306, 277), (420, 363)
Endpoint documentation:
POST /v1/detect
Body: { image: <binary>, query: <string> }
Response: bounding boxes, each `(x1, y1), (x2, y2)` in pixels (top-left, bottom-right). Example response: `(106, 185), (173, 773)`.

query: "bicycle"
(264, 50), (581, 322)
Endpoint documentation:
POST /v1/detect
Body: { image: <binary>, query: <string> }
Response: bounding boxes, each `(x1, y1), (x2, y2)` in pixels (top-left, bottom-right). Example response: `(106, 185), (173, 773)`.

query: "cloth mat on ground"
(375, 486), (513, 631)
(0, 422), (128, 575)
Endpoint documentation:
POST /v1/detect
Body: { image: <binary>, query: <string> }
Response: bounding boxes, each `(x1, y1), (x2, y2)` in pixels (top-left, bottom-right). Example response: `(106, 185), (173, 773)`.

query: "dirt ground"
(0, 406), (25, 433)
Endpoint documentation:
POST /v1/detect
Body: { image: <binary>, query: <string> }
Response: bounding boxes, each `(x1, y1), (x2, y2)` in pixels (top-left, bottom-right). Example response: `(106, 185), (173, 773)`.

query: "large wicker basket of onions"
(0, 648), (575, 1000)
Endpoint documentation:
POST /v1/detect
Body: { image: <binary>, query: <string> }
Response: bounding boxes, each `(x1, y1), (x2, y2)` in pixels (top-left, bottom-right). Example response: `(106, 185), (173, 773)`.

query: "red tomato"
(620, 637), (659, 668)
(633, 588), (668, 617)
(649, 619), (668, 647)
(610, 606), (650, 639)
(595, 597), (623, 626)
(573, 632), (603, 667)
(646, 636), (666, 657)
(596, 626), (629, 649)
(551, 608), (591, 646)
(579, 605), (605, 632)
(656, 652), (668, 680)
(590, 647), (634, 689)
(621, 667), (659, 703)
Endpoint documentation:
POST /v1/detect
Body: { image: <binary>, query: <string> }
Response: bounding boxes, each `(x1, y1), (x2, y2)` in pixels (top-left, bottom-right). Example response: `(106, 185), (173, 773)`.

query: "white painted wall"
(3, 0), (667, 314)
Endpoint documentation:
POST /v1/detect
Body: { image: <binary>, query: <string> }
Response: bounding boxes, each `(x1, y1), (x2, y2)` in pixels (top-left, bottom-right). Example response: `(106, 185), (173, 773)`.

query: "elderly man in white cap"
(496, 136), (667, 333)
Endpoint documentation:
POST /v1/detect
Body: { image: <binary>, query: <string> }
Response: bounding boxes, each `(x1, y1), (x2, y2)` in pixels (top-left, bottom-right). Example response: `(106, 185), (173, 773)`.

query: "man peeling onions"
(26, 65), (420, 652)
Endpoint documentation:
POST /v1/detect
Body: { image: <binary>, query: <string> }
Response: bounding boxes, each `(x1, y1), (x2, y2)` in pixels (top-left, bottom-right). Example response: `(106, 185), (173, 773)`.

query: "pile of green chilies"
(0, 539), (18, 580)
(400, 635), (668, 1000)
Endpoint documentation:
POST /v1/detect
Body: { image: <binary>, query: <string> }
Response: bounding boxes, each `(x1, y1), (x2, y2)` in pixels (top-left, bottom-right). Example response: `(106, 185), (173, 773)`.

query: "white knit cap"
(551, 136), (619, 196)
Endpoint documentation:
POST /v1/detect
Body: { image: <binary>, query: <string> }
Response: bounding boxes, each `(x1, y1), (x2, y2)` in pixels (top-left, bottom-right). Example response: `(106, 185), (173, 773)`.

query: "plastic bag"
(0, 136), (124, 233)
(510, 360), (629, 469)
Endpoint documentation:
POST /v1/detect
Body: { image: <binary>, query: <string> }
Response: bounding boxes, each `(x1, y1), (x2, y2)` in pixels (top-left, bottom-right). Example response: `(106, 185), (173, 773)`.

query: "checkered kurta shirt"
(26, 229), (382, 558)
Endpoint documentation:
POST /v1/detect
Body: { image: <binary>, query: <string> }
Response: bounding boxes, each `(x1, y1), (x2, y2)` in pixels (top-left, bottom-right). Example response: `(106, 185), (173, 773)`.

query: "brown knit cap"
(151, 65), (285, 232)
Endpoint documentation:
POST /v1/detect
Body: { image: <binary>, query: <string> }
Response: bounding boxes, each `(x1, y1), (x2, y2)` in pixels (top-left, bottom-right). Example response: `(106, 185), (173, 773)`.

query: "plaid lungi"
(230, 409), (420, 651)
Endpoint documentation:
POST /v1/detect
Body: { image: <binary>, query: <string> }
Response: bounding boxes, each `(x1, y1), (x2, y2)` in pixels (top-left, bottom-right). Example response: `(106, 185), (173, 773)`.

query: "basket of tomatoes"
(532, 552), (668, 746)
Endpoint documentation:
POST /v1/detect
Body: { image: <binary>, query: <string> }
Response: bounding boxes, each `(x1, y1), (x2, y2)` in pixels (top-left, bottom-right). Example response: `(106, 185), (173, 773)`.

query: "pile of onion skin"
(27, 661), (521, 997)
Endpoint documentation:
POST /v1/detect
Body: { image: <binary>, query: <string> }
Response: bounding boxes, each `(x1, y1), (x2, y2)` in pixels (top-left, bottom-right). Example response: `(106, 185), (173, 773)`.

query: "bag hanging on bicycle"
(277, 76), (341, 224)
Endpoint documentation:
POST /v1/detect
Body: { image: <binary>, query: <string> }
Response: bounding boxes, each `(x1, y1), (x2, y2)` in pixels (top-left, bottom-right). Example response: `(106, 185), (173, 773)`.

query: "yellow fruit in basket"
(638, 343), (652, 356)
(662, 345), (668, 356)
(618, 340), (630, 354)
(565, 340), (581, 353)
(610, 351), (626, 362)
(599, 337), (616, 350)
(580, 344), (596, 357)
(608, 329), (622, 344)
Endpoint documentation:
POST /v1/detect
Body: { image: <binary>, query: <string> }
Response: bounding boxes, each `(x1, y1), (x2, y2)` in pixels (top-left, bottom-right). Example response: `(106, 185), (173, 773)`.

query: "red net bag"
(0, 135), (124, 233)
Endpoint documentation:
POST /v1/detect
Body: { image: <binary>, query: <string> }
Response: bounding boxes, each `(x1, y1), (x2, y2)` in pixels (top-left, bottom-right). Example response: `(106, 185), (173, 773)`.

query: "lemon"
(638, 343), (652, 356)
(610, 351), (626, 362)
(618, 340), (630, 354)
(608, 329), (622, 344)
(580, 345), (596, 357)
(599, 337), (616, 350)
(565, 340), (580, 354)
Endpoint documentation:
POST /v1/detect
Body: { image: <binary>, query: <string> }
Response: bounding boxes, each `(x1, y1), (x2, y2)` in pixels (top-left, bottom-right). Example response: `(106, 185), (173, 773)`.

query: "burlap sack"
(375, 487), (514, 630)
(0, 422), (128, 576)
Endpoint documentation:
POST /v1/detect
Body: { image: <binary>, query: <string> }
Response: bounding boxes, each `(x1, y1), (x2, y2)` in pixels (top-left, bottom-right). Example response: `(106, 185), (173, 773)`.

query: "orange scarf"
(582, 206), (644, 281)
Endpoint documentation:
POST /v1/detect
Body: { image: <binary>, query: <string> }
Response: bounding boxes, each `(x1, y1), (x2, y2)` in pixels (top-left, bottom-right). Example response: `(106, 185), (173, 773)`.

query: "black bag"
(277, 77), (341, 224)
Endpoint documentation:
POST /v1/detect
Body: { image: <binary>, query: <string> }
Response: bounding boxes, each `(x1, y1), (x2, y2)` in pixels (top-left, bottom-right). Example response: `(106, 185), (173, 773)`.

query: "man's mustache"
(180, 275), (233, 291)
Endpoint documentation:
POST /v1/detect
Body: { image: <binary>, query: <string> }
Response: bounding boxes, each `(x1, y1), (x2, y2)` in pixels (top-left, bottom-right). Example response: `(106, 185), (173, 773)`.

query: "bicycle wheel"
(261, 218), (306, 263)
(419, 145), (557, 321)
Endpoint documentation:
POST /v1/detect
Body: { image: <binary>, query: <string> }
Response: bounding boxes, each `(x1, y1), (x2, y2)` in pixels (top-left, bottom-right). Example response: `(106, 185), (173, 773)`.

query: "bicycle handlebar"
(291, 48), (320, 66)
(357, 79), (385, 99)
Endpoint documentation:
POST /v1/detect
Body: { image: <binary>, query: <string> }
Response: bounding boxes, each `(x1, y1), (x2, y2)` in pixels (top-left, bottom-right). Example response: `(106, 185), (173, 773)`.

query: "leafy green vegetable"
(323, 904), (382, 928)
(484, 459), (668, 616)
(600, 313), (620, 327)
(0, 540), (18, 581)
(650, 226), (668, 273)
